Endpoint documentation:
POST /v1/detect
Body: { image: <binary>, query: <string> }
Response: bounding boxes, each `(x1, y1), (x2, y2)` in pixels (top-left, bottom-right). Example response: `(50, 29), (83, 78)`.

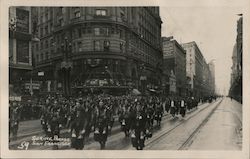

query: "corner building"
(32, 7), (162, 94)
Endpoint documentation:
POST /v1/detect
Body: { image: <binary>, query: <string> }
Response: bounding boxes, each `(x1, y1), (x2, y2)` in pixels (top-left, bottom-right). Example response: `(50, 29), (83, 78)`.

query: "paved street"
(9, 97), (242, 150)
(186, 98), (242, 150)
(144, 97), (242, 150)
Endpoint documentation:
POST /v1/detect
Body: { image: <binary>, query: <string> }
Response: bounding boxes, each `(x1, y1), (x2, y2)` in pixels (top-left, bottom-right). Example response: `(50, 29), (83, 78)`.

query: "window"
(77, 42), (82, 52)
(59, 18), (63, 26)
(105, 28), (109, 36)
(45, 52), (49, 60)
(50, 10), (53, 18)
(104, 40), (110, 51)
(120, 42), (124, 52)
(45, 26), (48, 35)
(50, 38), (54, 47)
(50, 22), (53, 31)
(36, 43), (39, 51)
(45, 40), (48, 48)
(82, 28), (86, 34)
(94, 40), (101, 51)
(75, 11), (81, 18)
(36, 54), (39, 62)
(94, 28), (100, 35)
(120, 11), (125, 20)
(78, 28), (82, 38)
(111, 27), (115, 34)
(40, 27), (43, 37)
(45, 12), (48, 21)
(87, 27), (92, 34)
(40, 15), (43, 23)
(41, 53), (44, 61)
(95, 9), (107, 16)
(61, 7), (66, 14)
(40, 41), (43, 50)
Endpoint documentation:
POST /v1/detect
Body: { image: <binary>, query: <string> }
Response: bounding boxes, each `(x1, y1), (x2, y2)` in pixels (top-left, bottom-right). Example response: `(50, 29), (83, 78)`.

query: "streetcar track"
(178, 99), (223, 150)
(145, 99), (222, 149)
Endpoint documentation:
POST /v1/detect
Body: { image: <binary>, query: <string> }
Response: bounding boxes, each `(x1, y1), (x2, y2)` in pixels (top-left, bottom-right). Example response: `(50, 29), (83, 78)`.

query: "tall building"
(229, 16), (242, 102)
(9, 7), (33, 97)
(31, 7), (162, 95)
(181, 41), (212, 98)
(208, 61), (215, 95)
(162, 37), (186, 97)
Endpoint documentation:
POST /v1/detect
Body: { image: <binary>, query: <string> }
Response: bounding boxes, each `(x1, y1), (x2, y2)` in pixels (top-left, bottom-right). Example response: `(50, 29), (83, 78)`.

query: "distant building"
(31, 7), (163, 95)
(208, 61), (215, 95)
(162, 37), (186, 97)
(229, 16), (242, 102)
(9, 7), (33, 96)
(181, 41), (212, 98)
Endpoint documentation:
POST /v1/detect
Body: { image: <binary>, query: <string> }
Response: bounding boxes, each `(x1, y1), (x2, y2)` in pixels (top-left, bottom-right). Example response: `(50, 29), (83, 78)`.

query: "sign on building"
(16, 8), (29, 33)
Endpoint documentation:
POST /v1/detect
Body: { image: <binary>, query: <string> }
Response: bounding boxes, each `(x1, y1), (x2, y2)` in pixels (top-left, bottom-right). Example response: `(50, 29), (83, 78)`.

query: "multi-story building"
(229, 16), (242, 102)
(181, 41), (212, 98)
(31, 7), (162, 95)
(9, 7), (33, 97)
(162, 37), (186, 97)
(208, 61), (215, 95)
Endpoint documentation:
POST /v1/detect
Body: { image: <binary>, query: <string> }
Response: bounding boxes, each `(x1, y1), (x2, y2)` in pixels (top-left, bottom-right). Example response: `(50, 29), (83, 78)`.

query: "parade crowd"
(9, 94), (217, 150)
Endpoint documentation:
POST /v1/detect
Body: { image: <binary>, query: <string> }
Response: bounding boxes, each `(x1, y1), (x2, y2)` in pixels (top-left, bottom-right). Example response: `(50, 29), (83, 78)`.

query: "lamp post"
(61, 37), (72, 97)
(139, 64), (146, 95)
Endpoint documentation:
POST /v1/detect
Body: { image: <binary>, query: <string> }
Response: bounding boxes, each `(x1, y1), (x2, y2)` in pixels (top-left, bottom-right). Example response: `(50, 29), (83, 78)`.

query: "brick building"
(162, 37), (186, 97)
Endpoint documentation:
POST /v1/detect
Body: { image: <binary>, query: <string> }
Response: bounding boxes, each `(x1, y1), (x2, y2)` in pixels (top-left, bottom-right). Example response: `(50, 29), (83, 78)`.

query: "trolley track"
(144, 99), (223, 149)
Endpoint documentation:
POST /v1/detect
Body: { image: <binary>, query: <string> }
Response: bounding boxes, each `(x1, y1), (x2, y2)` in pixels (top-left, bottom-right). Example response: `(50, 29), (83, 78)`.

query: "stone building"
(31, 7), (163, 95)
(181, 41), (212, 98)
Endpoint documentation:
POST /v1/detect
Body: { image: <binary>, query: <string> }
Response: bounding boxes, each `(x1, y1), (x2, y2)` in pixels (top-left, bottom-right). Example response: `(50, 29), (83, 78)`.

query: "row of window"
(40, 22), (53, 37)
(72, 8), (108, 17)
(72, 40), (124, 52)
(36, 51), (50, 62)
(71, 27), (126, 39)
(36, 38), (53, 51)
(39, 8), (53, 24)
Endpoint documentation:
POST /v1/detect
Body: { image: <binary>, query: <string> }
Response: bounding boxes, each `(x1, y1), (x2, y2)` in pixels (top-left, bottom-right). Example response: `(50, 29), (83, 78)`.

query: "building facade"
(181, 41), (212, 98)
(9, 7), (33, 96)
(208, 61), (215, 95)
(162, 37), (186, 97)
(229, 16), (242, 102)
(31, 7), (162, 95)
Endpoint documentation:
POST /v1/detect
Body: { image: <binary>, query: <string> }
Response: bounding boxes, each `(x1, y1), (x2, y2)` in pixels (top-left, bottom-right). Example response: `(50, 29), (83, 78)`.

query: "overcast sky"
(160, 6), (243, 95)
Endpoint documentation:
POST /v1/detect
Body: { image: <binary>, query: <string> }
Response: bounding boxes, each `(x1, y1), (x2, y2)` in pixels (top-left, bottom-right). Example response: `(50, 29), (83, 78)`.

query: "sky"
(160, 6), (243, 95)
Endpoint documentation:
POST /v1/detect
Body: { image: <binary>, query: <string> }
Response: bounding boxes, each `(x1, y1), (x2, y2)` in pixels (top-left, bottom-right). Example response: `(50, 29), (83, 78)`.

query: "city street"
(9, 97), (242, 150)
(3, 5), (245, 159)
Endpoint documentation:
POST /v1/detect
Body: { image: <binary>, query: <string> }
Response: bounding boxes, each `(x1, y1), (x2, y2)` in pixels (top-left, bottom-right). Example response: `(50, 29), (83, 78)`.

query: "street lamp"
(29, 32), (40, 96)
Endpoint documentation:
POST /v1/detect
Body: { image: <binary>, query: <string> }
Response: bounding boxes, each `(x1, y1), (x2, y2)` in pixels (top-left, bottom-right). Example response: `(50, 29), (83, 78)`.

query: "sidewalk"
(10, 119), (42, 140)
